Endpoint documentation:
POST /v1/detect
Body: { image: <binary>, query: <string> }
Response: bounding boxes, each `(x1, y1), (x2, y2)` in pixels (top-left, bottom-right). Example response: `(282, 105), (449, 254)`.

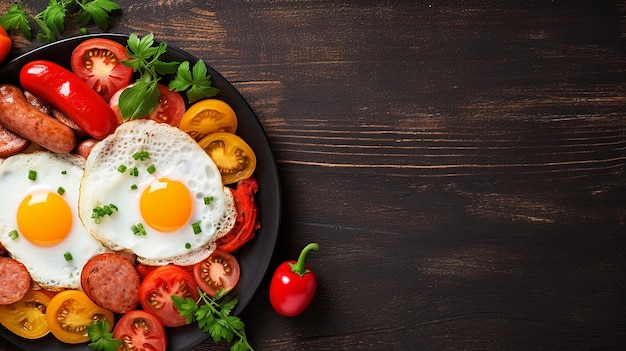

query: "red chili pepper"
(269, 243), (319, 317)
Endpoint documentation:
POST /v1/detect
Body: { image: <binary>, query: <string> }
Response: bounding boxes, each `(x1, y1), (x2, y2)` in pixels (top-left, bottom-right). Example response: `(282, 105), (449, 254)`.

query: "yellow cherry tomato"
(179, 99), (238, 141)
(45, 290), (114, 344)
(0, 290), (51, 339)
(198, 132), (256, 184)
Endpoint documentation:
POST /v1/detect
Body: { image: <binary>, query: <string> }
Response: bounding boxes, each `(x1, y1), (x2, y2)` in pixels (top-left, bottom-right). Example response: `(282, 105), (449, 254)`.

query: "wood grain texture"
(0, 1), (625, 350)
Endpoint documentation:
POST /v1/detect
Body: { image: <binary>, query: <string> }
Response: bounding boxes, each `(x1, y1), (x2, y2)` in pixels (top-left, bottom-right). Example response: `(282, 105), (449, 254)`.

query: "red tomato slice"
(113, 310), (167, 351)
(138, 265), (199, 327)
(0, 26), (12, 64)
(71, 38), (132, 101)
(110, 84), (186, 127)
(193, 249), (240, 297)
(217, 177), (261, 252)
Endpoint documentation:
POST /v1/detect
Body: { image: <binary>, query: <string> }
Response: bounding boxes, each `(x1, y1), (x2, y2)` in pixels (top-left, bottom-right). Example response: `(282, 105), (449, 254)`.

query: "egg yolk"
(16, 192), (72, 246)
(140, 178), (192, 232)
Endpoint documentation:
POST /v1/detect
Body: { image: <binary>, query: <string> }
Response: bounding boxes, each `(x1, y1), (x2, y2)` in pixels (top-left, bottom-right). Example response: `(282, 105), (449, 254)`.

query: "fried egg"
(0, 152), (109, 290)
(79, 120), (236, 266)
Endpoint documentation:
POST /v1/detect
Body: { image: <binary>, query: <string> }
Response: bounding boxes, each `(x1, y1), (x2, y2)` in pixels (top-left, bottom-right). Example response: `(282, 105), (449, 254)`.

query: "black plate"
(0, 33), (281, 351)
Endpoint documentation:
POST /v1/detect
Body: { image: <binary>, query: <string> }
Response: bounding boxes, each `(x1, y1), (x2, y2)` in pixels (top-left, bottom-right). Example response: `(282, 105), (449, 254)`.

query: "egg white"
(79, 120), (236, 266)
(0, 152), (109, 290)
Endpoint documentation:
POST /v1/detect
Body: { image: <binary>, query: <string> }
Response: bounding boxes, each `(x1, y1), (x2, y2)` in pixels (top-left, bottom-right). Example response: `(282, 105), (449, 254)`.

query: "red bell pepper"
(269, 243), (319, 317)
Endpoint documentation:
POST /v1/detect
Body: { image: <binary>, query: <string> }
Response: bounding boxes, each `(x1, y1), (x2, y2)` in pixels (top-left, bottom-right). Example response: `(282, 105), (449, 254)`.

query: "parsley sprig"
(172, 289), (253, 351)
(86, 320), (121, 351)
(0, 0), (121, 43)
(119, 33), (219, 120)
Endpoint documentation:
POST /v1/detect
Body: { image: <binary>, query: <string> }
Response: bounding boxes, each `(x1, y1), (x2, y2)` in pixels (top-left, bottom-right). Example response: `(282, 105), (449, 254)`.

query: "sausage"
(81, 253), (140, 314)
(75, 138), (100, 159)
(0, 257), (31, 305)
(0, 123), (29, 158)
(52, 109), (87, 136)
(24, 91), (51, 114)
(0, 85), (76, 154)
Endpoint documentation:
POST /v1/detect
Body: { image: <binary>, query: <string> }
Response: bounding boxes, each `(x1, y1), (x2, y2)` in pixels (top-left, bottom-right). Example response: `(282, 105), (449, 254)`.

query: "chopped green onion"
(61, 170), (67, 175)
(63, 252), (73, 261)
(185, 242), (191, 249)
(129, 167), (139, 177)
(132, 150), (150, 161)
(146, 164), (156, 174)
(57, 186), (65, 195)
(8, 230), (18, 240)
(130, 184), (138, 190)
(191, 221), (202, 234)
(131, 223), (147, 236)
(203, 196), (214, 205)
(117, 164), (128, 173)
(92, 204), (118, 224)
(28, 170), (37, 181)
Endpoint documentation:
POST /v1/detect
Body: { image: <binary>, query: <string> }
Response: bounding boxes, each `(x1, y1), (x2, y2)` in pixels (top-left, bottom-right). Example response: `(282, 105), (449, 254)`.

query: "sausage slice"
(81, 253), (141, 314)
(0, 257), (31, 305)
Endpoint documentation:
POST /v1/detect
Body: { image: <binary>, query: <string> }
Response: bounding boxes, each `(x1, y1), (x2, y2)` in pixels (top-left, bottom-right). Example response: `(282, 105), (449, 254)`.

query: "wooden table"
(1, 1), (625, 350)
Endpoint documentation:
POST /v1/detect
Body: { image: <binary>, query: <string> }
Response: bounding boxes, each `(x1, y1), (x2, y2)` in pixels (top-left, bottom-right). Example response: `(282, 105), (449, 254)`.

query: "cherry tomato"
(198, 132), (256, 184)
(0, 290), (51, 339)
(193, 249), (240, 297)
(113, 310), (167, 351)
(217, 177), (260, 252)
(269, 243), (320, 317)
(45, 290), (114, 344)
(70, 38), (133, 101)
(0, 26), (12, 64)
(110, 84), (186, 126)
(138, 265), (199, 327)
(19, 60), (119, 140)
(179, 99), (238, 141)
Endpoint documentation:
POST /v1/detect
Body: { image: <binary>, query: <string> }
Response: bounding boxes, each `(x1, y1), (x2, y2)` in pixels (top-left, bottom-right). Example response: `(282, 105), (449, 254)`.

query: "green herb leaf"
(80, 0), (121, 30)
(87, 320), (121, 351)
(40, 0), (66, 33)
(172, 289), (253, 351)
(118, 81), (160, 120)
(169, 59), (220, 103)
(0, 3), (32, 40)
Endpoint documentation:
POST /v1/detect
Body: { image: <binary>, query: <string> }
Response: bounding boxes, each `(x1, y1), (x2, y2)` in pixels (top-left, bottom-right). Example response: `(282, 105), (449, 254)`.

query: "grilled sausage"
(0, 257), (31, 305)
(0, 85), (76, 153)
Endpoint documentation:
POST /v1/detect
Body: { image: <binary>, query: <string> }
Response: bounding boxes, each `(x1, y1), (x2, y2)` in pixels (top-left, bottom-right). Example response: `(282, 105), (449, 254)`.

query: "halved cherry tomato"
(0, 290), (51, 339)
(198, 132), (256, 184)
(113, 310), (167, 351)
(179, 99), (238, 141)
(45, 290), (114, 344)
(138, 265), (199, 327)
(217, 177), (261, 252)
(193, 249), (240, 297)
(0, 26), (12, 64)
(110, 84), (186, 126)
(70, 38), (133, 101)
(19, 60), (119, 140)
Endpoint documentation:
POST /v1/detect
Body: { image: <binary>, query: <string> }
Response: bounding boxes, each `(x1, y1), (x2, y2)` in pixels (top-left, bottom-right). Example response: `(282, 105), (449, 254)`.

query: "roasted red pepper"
(269, 243), (319, 317)
(216, 177), (260, 252)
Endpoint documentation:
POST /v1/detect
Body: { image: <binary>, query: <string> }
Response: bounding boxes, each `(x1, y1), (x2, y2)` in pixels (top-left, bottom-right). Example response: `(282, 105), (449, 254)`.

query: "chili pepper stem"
(290, 242), (319, 276)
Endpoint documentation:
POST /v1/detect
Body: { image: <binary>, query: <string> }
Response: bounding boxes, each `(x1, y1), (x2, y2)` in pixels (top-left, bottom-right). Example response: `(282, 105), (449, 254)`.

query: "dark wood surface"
(1, 1), (625, 350)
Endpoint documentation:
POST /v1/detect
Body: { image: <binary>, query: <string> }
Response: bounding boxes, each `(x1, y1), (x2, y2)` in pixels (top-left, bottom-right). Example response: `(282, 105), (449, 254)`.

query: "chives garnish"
(92, 204), (118, 224)
(129, 167), (138, 177)
(28, 170), (37, 181)
(117, 164), (127, 173)
(132, 150), (150, 161)
(8, 230), (18, 240)
(185, 242), (191, 249)
(57, 186), (66, 195)
(61, 170), (67, 175)
(131, 223), (146, 236)
(147, 164), (156, 174)
(64, 252), (73, 261)
(203, 196), (214, 205)
(191, 221), (202, 234)
(130, 184), (138, 190)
